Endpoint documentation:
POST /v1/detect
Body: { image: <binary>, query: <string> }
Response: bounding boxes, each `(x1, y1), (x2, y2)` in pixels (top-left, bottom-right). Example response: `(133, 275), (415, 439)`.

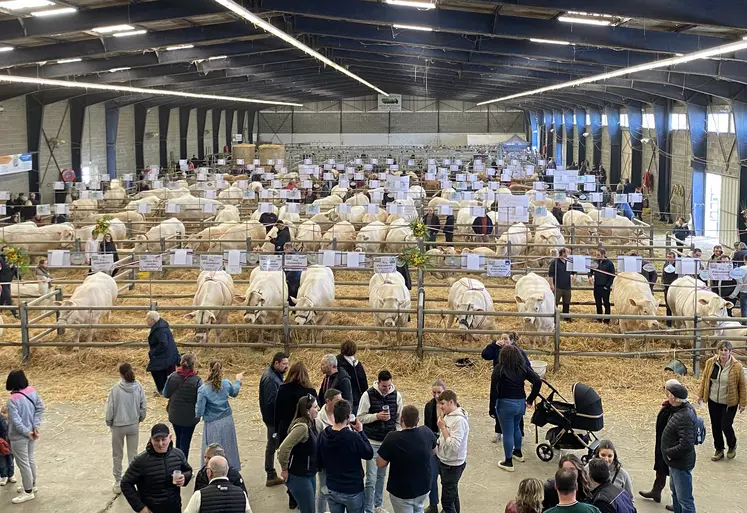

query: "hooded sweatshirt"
(6, 386), (44, 441)
(436, 406), (469, 466)
(317, 425), (374, 494)
(106, 379), (147, 427)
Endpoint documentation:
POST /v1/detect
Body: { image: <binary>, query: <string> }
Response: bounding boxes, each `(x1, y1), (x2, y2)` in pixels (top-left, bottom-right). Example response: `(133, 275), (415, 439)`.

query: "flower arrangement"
(93, 216), (112, 238)
(4, 246), (30, 275)
(399, 247), (431, 270)
(409, 218), (427, 238)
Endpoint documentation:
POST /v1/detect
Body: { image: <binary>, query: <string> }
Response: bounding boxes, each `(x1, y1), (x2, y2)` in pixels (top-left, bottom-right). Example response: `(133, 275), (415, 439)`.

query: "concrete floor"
(1, 397), (745, 513)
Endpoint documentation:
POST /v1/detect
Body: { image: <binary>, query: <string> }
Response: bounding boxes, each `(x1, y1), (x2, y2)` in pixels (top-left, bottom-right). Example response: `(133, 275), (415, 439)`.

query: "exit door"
(704, 173), (721, 239)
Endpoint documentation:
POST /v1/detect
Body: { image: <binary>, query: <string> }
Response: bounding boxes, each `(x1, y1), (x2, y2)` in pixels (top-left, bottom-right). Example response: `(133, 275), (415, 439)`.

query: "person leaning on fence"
(672, 217), (692, 249)
(661, 252), (678, 327)
(712, 255), (737, 316)
(145, 311), (180, 396)
(271, 220), (291, 254)
(443, 215), (455, 245)
(548, 248), (574, 321)
(697, 341), (746, 462)
(163, 353), (202, 461)
(589, 248), (615, 325)
(99, 233), (120, 277)
(423, 208), (440, 251)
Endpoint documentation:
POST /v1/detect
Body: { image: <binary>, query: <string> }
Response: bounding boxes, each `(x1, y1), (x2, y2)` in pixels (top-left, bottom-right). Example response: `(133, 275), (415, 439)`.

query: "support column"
(733, 101), (747, 243)
(105, 102), (119, 178)
(246, 110), (256, 144)
(553, 109), (563, 165)
(607, 107), (622, 186)
(236, 111), (246, 144)
(653, 102), (673, 221)
(196, 107), (207, 161)
(628, 104), (643, 186)
(589, 107), (602, 169)
(575, 108), (587, 165)
(26, 96), (43, 194)
(158, 106), (170, 169)
(179, 106), (190, 160)
(225, 109), (235, 151)
(543, 110), (553, 158)
(563, 110), (574, 166)
(134, 104), (146, 173)
(212, 109), (221, 154)
(529, 110), (538, 150)
(687, 103), (707, 236)
(69, 98), (84, 178)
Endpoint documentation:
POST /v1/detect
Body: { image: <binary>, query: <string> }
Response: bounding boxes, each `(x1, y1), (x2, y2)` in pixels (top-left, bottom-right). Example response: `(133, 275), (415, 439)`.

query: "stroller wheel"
(581, 453), (591, 465)
(536, 443), (554, 462)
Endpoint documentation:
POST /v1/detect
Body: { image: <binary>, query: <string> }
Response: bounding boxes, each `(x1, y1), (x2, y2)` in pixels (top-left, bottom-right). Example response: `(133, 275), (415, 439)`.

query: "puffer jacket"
(147, 318), (180, 372)
(120, 441), (192, 512)
(194, 465), (246, 494)
(698, 355), (746, 408)
(660, 402), (696, 470)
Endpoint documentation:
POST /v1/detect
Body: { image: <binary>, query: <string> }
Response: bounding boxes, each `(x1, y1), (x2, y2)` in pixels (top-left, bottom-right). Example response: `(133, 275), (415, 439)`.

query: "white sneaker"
(0, 477), (7, 486)
(12, 492), (35, 504)
(375, 507), (390, 513)
(9, 476), (16, 483)
(16, 486), (38, 493)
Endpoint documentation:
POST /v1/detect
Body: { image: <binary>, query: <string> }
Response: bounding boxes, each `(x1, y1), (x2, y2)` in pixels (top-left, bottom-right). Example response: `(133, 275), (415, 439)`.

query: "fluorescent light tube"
(478, 38), (747, 105)
(165, 44), (195, 51)
(393, 23), (433, 32)
(0, 0), (52, 9)
(91, 24), (135, 34)
(113, 30), (147, 38)
(207, 55), (228, 61)
(385, 0), (436, 9)
(108, 67), (131, 73)
(530, 38), (571, 45)
(0, 74), (304, 106)
(31, 6), (76, 16)
(558, 16), (611, 26)
(212, 0), (388, 95)
(0, 46), (13, 53)
(57, 58), (82, 64)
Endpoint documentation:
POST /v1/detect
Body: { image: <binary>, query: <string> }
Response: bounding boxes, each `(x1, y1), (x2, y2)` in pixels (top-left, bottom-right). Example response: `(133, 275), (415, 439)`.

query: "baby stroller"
(531, 380), (604, 463)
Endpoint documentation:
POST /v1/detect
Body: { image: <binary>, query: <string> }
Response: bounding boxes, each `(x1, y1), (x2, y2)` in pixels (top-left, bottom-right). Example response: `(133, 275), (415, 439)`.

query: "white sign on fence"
(374, 256), (397, 274)
(709, 262), (733, 281)
(139, 254), (163, 272)
(346, 252), (362, 268)
(285, 254), (307, 270)
(567, 255), (589, 272)
(487, 258), (511, 277)
(260, 255), (283, 272)
(617, 256), (642, 273)
(55, 204), (69, 215)
(199, 254), (223, 272)
(306, 204), (320, 215)
(48, 250), (70, 267)
(170, 249), (193, 266)
(91, 254), (114, 273)
(602, 207), (617, 219)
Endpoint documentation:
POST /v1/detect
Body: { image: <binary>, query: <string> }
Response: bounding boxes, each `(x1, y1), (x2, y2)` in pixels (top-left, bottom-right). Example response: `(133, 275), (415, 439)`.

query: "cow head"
(628, 297), (660, 330)
(377, 298), (409, 328)
(293, 297), (317, 326)
(456, 301), (484, 330)
(132, 234), (149, 254)
(184, 310), (216, 342)
(354, 234), (371, 252)
(242, 291), (266, 324)
(698, 295), (732, 326)
(55, 299), (77, 325)
(516, 293), (546, 329)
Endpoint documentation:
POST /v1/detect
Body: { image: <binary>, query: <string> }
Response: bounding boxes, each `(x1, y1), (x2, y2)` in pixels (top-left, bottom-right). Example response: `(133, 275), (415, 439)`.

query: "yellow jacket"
(698, 355), (747, 408)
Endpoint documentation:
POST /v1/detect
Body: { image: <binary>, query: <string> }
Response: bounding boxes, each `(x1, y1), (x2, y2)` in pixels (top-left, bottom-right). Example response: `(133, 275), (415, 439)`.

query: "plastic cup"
(172, 470), (182, 485)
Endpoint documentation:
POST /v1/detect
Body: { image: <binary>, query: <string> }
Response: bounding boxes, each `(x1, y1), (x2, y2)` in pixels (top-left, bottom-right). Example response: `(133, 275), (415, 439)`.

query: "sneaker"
(11, 492), (35, 504)
(712, 450), (724, 461)
(8, 476), (16, 483)
(16, 486), (38, 494)
(0, 478), (7, 486)
(512, 449), (525, 462)
(266, 475), (285, 487)
(498, 459), (515, 472)
(112, 483), (121, 495)
(727, 446), (737, 459)
(374, 508), (390, 513)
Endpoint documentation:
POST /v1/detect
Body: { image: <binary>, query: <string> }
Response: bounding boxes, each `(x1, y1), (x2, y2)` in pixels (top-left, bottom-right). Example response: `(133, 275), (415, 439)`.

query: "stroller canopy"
(572, 383), (604, 430)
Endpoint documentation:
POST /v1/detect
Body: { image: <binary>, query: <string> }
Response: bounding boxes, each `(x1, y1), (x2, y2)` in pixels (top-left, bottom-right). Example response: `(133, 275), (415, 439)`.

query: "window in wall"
(601, 114), (608, 126)
(81, 166), (91, 185)
(585, 113), (591, 126)
(642, 113), (655, 129)
(572, 114), (577, 125)
(707, 111), (734, 133)
(670, 113), (688, 130)
(620, 113), (629, 128)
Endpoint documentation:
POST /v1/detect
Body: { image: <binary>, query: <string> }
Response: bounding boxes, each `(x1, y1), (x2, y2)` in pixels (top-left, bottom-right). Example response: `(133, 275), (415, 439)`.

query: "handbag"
(166, 375), (189, 413)
(0, 438), (9, 456)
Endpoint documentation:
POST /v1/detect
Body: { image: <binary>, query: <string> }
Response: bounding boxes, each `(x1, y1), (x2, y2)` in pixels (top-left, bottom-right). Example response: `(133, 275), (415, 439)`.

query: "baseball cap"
(151, 423), (170, 438)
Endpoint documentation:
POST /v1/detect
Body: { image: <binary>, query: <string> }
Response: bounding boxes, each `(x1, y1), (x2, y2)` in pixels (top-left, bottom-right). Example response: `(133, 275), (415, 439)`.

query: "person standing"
(551, 203), (564, 224)
(443, 215), (454, 245)
(337, 340), (369, 413)
(484, 333), (530, 444)
(672, 217), (692, 250)
(0, 246), (18, 318)
(662, 252), (678, 327)
(5, 370), (44, 505)
(661, 380), (697, 513)
(358, 370), (404, 513)
(543, 455), (593, 509)
(99, 232), (120, 276)
(639, 379), (677, 507)
(377, 405), (437, 513)
(492, 345), (542, 472)
(271, 220), (292, 253)
(196, 361), (243, 470)
(543, 468), (601, 513)
(316, 389), (342, 513)
(589, 248), (615, 324)
(277, 395), (320, 513)
(145, 311), (180, 395)
(423, 208), (440, 251)
(85, 233), (99, 267)
(697, 341), (746, 461)
(712, 255), (736, 316)
(424, 380), (445, 513)
(0, 402), (16, 486)
(106, 362), (146, 495)
(194, 443), (247, 493)
(259, 352), (289, 487)
(184, 455), (252, 513)
(317, 399), (374, 513)
(121, 423), (192, 513)
(283, 243), (302, 305)
(35, 259), (51, 281)
(588, 459), (635, 513)
(548, 248), (573, 321)
(163, 353), (202, 461)
(320, 354), (353, 405)
(435, 390), (469, 513)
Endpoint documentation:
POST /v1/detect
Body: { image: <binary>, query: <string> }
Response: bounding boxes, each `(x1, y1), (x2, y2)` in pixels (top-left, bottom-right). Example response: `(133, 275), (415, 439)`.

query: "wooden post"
(20, 301), (29, 365)
(553, 309), (561, 371)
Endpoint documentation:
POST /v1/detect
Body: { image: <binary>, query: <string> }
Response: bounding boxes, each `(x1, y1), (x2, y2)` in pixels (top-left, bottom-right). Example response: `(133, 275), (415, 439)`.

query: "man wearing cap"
(121, 423), (193, 513)
(184, 455), (252, 513)
(661, 381), (697, 513)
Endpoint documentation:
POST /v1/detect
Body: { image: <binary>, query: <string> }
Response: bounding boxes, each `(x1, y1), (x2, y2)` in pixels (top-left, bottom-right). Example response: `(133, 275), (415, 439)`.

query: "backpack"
(692, 409), (707, 445)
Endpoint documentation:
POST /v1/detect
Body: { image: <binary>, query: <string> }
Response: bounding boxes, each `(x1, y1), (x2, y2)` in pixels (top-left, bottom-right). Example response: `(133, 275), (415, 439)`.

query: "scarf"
(177, 367), (198, 378)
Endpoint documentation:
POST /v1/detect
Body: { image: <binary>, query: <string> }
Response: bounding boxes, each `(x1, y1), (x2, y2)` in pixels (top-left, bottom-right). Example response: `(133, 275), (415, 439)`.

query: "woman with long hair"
(492, 344), (541, 473)
(277, 395), (320, 513)
(543, 454), (593, 509)
(505, 478), (543, 513)
(592, 440), (633, 499)
(99, 232), (120, 276)
(195, 361), (243, 470)
(163, 353), (202, 461)
(105, 363), (146, 495)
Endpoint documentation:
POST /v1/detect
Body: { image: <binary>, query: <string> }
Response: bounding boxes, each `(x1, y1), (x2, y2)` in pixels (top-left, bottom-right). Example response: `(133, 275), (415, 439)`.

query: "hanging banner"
(378, 94), (402, 111)
(0, 153), (32, 175)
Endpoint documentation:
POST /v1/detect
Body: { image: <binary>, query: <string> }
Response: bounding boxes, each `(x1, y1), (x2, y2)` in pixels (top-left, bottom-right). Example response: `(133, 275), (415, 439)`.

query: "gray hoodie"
(106, 380), (147, 427)
(436, 406), (469, 466)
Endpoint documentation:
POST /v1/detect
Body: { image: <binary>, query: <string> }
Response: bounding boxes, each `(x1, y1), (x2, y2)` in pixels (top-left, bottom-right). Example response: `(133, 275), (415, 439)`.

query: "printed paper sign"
(602, 207), (617, 219)
(260, 255), (283, 271)
(48, 250), (70, 267)
(199, 254), (223, 272)
(709, 262), (733, 281)
(629, 193), (643, 203)
(487, 259), (511, 277)
(91, 254), (114, 273)
(322, 250), (337, 267)
(139, 254), (163, 272)
(37, 204), (51, 216)
(259, 202), (274, 213)
(54, 182), (65, 190)
(535, 206), (548, 217)
(617, 256), (642, 273)
(285, 254), (307, 270)
(367, 204), (379, 214)
(374, 256), (397, 274)
(439, 205), (452, 215)
(471, 206), (486, 217)
(589, 192), (603, 203)
(306, 204), (320, 215)
(677, 257), (697, 275)
(204, 189), (216, 199)
(535, 191), (546, 202)
(346, 252), (361, 268)
(567, 255), (588, 272)
(614, 194), (628, 204)
(165, 203), (180, 213)
(203, 203), (217, 214)
(55, 204), (69, 215)
(170, 249), (193, 266)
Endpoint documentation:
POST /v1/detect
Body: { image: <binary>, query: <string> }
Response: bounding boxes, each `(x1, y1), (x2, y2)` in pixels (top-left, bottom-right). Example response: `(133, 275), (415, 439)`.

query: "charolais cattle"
(514, 272), (555, 346)
(56, 272), (118, 349)
(369, 272), (411, 344)
(612, 272), (660, 351)
(292, 265), (335, 344)
(184, 271), (235, 343)
(445, 277), (495, 341)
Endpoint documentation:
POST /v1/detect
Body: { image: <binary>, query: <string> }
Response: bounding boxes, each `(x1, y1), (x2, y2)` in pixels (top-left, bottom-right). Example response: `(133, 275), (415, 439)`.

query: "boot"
(638, 473), (666, 503)
(665, 505), (674, 512)
(265, 471), (285, 487)
(424, 506), (439, 513)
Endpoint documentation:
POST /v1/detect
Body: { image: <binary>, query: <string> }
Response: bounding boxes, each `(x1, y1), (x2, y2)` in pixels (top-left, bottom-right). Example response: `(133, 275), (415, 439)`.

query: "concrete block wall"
(187, 109), (198, 159)
(81, 103), (107, 176)
(572, 124), (579, 164)
(204, 110), (213, 155)
(143, 108), (159, 167)
(167, 108), (179, 163)
(601, 126), (611, 171)
(0, 96), (29, 193)
(116, 105), (136, 177)
(670, 127), (692, 219)
(705, 133), (738, 176)
(39, 101), (71, 203)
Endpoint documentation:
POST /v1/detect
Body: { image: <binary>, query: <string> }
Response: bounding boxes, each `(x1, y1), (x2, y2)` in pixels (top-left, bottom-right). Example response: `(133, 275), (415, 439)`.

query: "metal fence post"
(416, 237), (425, 359)
(693, 315), (701, 378)
(649, 225), (655, 258)
(129, 255), (136, 290)
(55, 288), (64, 335)
(332, 237), (337, 250)
(20, 301), (29, 365)
(160, 237), (166, 252)
(74, 238), (81, 252)
(553, 309), (561, 371)
(283, 301), (291, 354)
(665, 233), (671, 253)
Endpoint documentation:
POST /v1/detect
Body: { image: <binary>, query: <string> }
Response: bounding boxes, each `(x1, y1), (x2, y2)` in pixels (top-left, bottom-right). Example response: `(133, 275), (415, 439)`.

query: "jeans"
(496, 398), (526, 461)
(428, 453), (439, 507)
(264, 424), (278, 474)
(287, 474), (316, 513)
(317, 470), (329, 513)
(111, 423), (139, 483)
(664, 286), (673, 326)
(364, 441), (387, 513)
(0, 453), (13, 478)
(740, 292), (747, 321)
(555, 288), (571, 316)
(328, 489), (365, 513)
(669, 467), (696, 513)
(12, 438), (35, 492)
(708, 400), (738, 452)
(425, 231), (437, 251)
(390, 492), (429, 513)
(593, 287), (611, 323)
(172, 424), (196, 462)
(438, 460), (466, 513)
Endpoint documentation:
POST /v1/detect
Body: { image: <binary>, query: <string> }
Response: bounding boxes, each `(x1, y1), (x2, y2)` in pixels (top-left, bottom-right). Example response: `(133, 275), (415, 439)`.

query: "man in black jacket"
(271, 220), (291, 253)
(184, 455), (251, 513)
(194, 444), (247, 494)
(337, 340), (368, 413)
(661, 381), (696, 513)
(0, 246), (19, 318)
(258, 352), (288, 487)
(548, 248), (573, 320)
(588, 458), (635, 513)
(424, 380), (446, 513)
(589, 248), (615, 324)
(319, 354), (353, 404)
(121, 424), (192, 513)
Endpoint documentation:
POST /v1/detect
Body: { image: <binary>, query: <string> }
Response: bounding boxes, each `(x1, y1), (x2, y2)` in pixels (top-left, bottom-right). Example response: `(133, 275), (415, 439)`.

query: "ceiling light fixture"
(107, 67), (131, 73)
(0, 46), (13, 53)
(211, 0), (388, 95)
(530, 38), (572, 46)
(113, 29), (147, 38)
(30, 6), (76, 16)
(392, 23), (433, 32)
(0, 0), (52, 9)
(57, 58), (82, 64)
(0, 74), (303, 106)
(478, 38), (747, 105)
(385, 0), (436, 9)
(207, 55), (228, 61)
(557, 16), (611, 26)
(91, 24), (135, 34)
(165, 44), (195, 51)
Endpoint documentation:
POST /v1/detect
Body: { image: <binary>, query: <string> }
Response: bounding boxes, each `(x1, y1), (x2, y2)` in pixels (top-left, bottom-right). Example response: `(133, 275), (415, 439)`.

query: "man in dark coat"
(423, 208), (441, 250)
(145, 311), (180, 395)
(639, 390), (676, 505)
(283, 243), (301, 305)
(589, 459), (635, 513)
(193, 443), (247, 494)
(0, 245), (19, 318)
(589, 248), (615, 324)
(424, 380), (445, 513)
(271, 221), (291, 254)
(258, 211), (278, 233)
(319, 354), (353, 404)
(258, 352), (288, 486)
(337, 340), (368, 413)
(551, 202), (564, 224)
(471, 214), (494, 242)
(443, 215), (455, 244)
(121, 424), (192, 513)
(660, 380), (696, 513)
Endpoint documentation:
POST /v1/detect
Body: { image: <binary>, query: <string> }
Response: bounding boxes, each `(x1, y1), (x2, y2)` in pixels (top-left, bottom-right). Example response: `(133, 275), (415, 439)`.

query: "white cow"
(56, 272), (118, 348)
(612, 272), (661, 351)
(562, 210), (596, 244)
(312, 195), (343, 209)
(188, 222), (238, 251)
(2, 224), (76, 252)
(355, 221), (388, 253)
(425, 247), (457, 279)
(345, 193), (370, 206)
(103, 187), (127, 207)
(445, 277), (495, 341)
(208, 221), (266, 251)
(278, 205), (302, 224)
(361, 207), (389, 224)
(75, 219), (127, 244)
(249, 204), (279, 221)
(531, 224), (566, 264)
(514, 272), (555, 346)
(408, 185), (426, 207)
(295, 220), (323, 252)
(599, 215), (638, 244)
(385, 218), (416, 252)
(184, 271), (235, 343)
(330, 185), (348, 199)
(496, 223), (529, 258)
(292, 266), (335, 343)
(166, 195), (226, 220)
(82, 211), (143, 225)
(125, 196), (161, 216)
(135, 187), (191, 200)
(455, 207), (477, 242)
(218, 186), (244, 204)
(369, 273), (411, 344)
(321, 221), (356, 251)
(214, 204), (241, 223)
(71, 199), (99, 220)
(10, 278), (52, 308)
(132, 218), (186, 253)
(667, 276), (731, 337)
